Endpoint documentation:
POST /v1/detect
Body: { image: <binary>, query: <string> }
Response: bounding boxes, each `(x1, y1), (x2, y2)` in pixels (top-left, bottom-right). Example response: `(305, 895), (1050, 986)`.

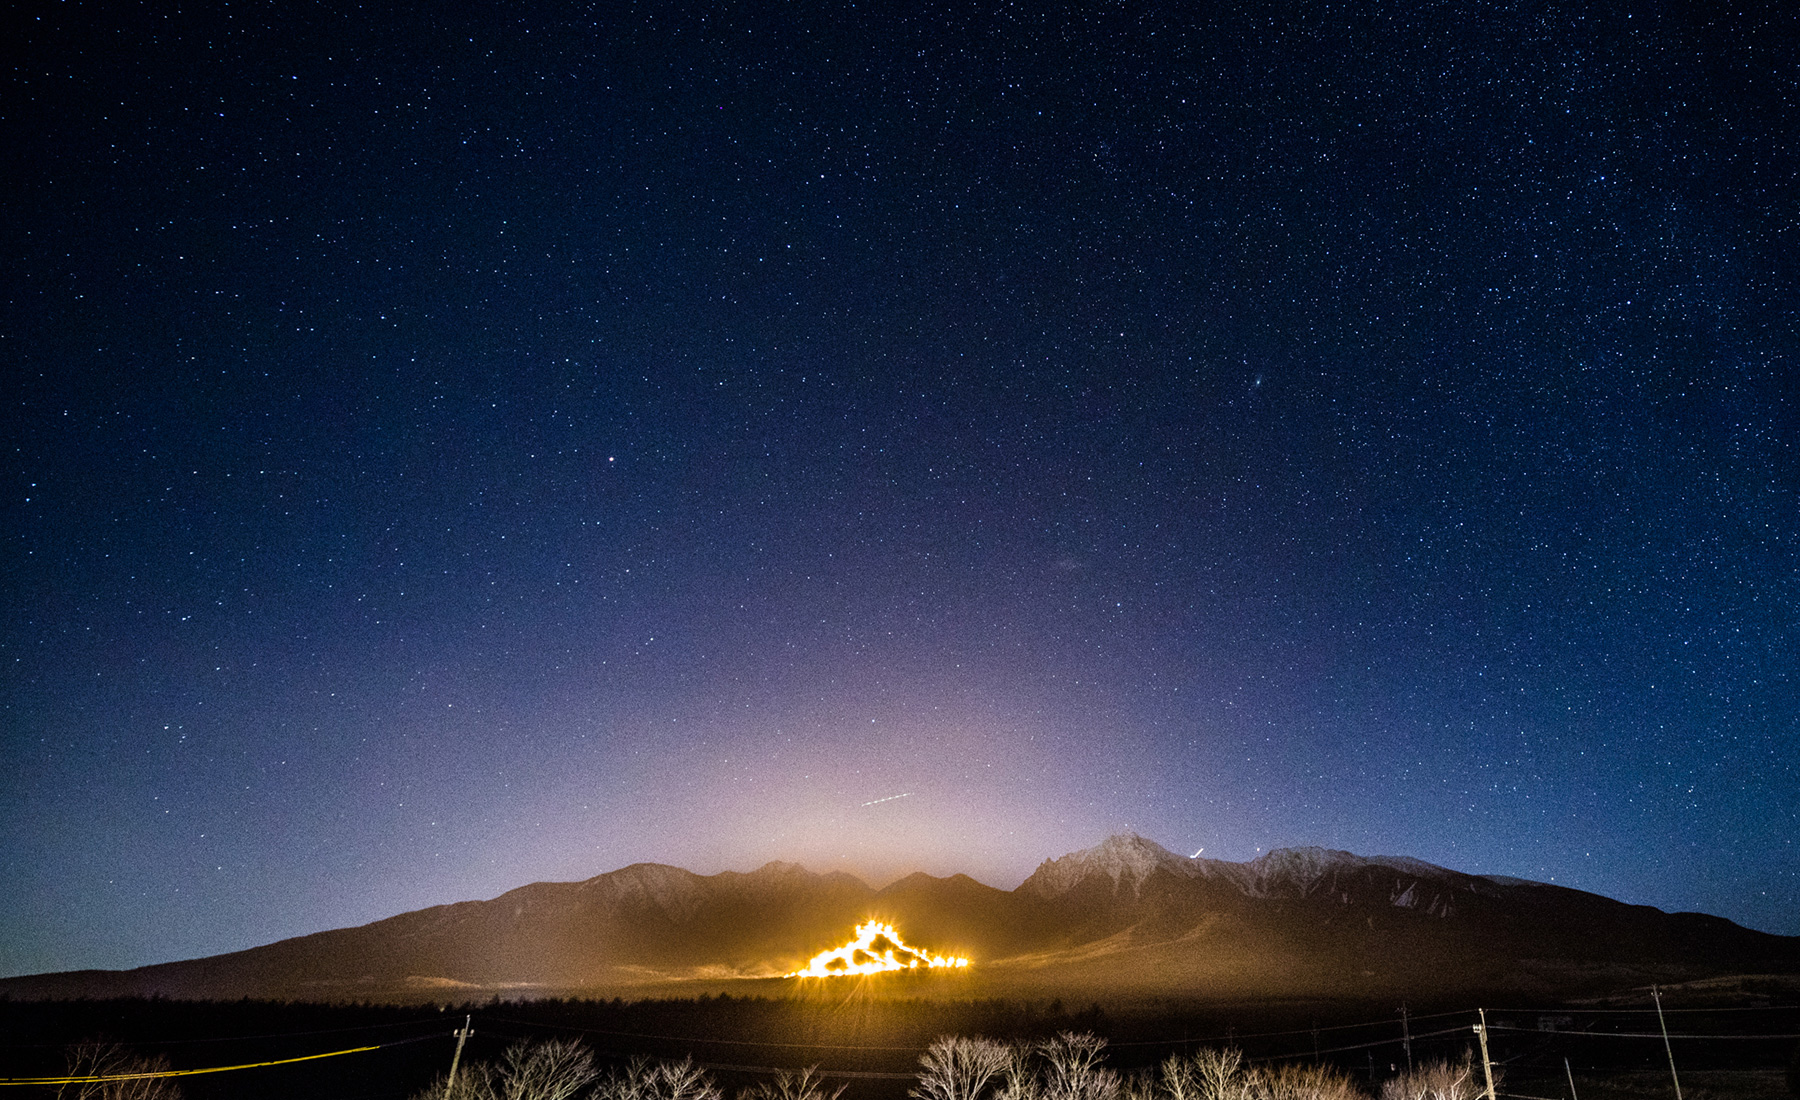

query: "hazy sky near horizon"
(5, 1), (1797, 978)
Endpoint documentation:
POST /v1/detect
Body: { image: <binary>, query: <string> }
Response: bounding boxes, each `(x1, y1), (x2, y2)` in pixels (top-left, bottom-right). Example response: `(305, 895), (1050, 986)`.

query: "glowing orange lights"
(789, 920), (970, 977)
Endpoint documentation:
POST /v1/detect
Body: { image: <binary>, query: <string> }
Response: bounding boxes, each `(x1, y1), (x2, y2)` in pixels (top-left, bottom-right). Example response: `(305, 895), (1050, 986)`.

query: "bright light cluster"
(789, 920), (970, 977)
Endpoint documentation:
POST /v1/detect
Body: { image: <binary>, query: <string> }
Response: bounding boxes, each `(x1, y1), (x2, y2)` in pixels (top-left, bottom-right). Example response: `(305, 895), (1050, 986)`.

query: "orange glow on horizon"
(789, 920), (970, 977)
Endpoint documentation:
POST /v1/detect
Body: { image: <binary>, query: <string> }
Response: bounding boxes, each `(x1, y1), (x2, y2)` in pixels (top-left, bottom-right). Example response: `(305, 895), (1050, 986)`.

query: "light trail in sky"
(861, 793), (912, 807)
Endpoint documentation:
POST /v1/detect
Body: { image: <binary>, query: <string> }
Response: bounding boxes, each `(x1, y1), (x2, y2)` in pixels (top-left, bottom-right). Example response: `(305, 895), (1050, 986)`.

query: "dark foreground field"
(3, 981), (1797, 1100)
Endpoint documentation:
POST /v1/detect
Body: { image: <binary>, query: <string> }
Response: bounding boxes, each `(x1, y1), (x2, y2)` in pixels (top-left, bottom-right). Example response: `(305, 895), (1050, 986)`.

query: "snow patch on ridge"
(1020, 832), (1218, 898)
(1023, 834), (1490, 919)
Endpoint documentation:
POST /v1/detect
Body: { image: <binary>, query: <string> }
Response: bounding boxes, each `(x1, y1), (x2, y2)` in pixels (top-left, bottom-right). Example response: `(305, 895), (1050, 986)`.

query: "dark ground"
(3, 988), (1798, 1100)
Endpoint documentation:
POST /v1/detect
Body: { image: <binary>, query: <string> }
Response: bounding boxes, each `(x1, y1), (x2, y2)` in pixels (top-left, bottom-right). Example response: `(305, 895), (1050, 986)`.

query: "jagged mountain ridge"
(1015, 834), (1798, 992)
(1020, 833), (1501, 915)
(4, 834), (1795, 1002)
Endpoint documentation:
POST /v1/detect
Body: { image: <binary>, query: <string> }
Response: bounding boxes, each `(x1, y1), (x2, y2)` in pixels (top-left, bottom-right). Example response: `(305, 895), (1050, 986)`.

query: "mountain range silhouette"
(8, 834), (1795, 1002)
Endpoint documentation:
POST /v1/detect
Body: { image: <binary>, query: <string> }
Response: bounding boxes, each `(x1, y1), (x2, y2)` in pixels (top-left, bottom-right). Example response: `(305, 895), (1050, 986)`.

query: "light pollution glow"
(789, 920), (970, 977)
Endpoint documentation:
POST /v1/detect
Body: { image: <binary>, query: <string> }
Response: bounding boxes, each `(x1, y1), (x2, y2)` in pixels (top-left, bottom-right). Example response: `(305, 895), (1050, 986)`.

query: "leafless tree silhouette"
(1154, 1048), (1258, 1100)
(497, 1040), (600, 1100)
(1255, 1063), (1363, 1100)
(994, 1041), (1039, 1100)
(1036, 1033), (1118, 1100)
(404, 1030), (1392, 1100)
(57, 1041), (182, 1100)
(1378, 1058), (1486, 1100)
(412, 1038), (597, 1100)
(739, 1066), (844, 1100)
(594, 1056), (724, 1100)
(912, 1036), (1014, 1100)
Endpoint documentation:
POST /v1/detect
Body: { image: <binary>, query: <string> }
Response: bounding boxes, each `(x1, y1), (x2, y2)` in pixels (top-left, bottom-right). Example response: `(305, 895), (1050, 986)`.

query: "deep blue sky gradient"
(4, 0), (1796, 977)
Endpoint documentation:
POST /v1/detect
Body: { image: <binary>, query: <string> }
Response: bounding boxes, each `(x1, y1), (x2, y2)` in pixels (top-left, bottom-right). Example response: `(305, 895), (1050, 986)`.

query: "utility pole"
(444, 1014), (473, 1100)
(1652, 987), (1683, 1100)
(1399, 1005), (1413, 1072)
(1474, 1009), (1496, 1100)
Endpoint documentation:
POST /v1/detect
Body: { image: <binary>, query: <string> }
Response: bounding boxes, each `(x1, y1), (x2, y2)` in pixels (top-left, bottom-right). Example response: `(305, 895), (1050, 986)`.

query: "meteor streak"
(861, 793), (912, 806)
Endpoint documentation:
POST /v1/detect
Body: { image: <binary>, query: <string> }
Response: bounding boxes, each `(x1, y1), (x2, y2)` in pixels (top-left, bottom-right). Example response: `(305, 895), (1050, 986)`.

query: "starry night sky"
(4, 1), (1797, 979)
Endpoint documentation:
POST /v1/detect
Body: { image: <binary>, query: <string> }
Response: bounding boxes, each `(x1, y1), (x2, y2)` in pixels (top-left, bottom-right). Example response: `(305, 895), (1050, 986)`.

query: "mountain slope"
(1009, 834), (1800, 996)
(5, 835), (1795, 1002)
(2, 861), (880, 1000)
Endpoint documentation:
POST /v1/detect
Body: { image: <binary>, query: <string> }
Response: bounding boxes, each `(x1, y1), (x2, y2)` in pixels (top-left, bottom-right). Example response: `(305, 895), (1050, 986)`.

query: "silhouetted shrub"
(1377, 1058), (1486, 1100)
(912, 1036), (1014, 1100)
(412, 1038), (598, 1100)
(1038, 1033), (1119, 1100)
(594, 1056), (722, 1100)
(58, 1040), (182, 1100)
(740, 1066), (843, 1100)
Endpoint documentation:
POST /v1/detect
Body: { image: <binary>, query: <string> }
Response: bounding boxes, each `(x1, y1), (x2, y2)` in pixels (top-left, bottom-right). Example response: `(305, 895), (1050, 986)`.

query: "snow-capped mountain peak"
(1019, 836), (1491, 915)
(1019, 832), (1208, 897)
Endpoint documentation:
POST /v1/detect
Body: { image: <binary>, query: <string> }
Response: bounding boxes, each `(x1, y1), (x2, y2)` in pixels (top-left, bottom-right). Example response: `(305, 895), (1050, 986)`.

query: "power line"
(0, 1035), (441, 1087)
(1246, 1024), (1474, 1062)
(478, 1013), (932, 1052)
(2, 1014), (452, 1050)
(1491, 1003), (1800, 1015)
(1486, 1025), (1800, 1040)
(1109, 1008), (1473, 1048)
(10, 999), (1798, 1090)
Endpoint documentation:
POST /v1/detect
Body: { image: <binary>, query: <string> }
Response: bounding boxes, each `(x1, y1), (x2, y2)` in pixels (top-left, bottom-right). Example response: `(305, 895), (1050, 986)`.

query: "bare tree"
(994, 1040), (1039, 1100)
(58, 1041), (182, 1100)
(1117, 1069), (1158, 1100)
(421, 1062), (495, 1100)
(1153, 1049), (1256, 1100)
(412, 1039), (598, 1100)
(1191, 1049), (1259, 1100)
(1153, 1054), (1198, 1100)
(740, 1066), (845, 1100)
(1132, 1048), (1368, 1100)
(593, 1057), (656, 1100)
(1378, 1058), (1485, 1100)
(1253, 1063), (1363, 1100)
(646, 1057), (723, 1100)
(1036, 1033), (1117, 1100)
(912, 1036), (1014, 1100)
(496, 1040), (600, 1100)
(594, 1056), (724, 1100)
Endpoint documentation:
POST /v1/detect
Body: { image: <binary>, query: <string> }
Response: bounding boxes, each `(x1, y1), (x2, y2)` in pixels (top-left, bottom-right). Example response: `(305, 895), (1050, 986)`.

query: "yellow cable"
(0, 1043), (384, 1085)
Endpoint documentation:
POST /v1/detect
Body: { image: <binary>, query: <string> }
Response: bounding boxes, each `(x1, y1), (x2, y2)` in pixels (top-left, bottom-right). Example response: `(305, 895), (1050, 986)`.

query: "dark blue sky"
(4, 0), (1796, 978)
